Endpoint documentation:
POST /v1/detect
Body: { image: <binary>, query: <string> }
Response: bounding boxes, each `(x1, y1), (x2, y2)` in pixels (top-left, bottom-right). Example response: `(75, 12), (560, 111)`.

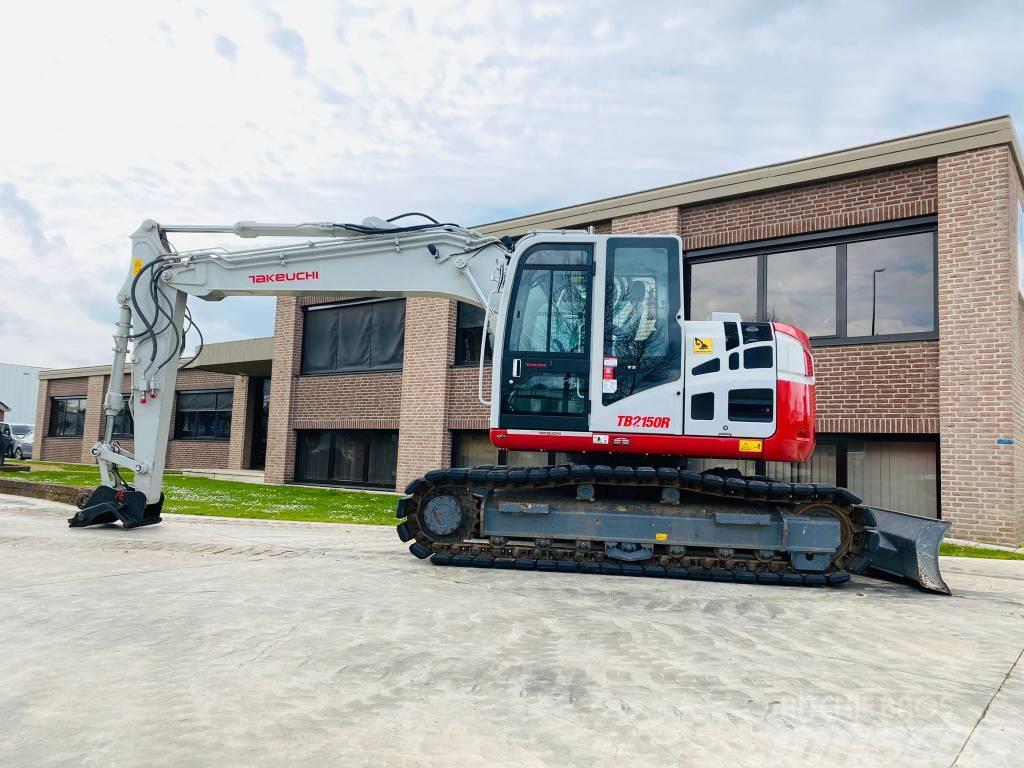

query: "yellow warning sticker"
(739, 439), (763, 453)
(655, 532), (668, 541)
(692, 337), (713, 354)
(132, 258), (143, 276)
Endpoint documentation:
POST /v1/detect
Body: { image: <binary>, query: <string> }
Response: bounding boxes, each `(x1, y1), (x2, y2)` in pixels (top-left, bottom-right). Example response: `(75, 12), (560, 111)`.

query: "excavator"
(67, 215), (951, 593)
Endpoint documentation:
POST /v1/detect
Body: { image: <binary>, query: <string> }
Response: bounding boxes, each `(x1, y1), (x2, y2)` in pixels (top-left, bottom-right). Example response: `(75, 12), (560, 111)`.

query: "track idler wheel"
(415, 486), (475, 543)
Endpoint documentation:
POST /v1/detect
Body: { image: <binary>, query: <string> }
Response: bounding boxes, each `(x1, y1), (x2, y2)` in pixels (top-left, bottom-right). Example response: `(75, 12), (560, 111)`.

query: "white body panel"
(682, 321), (777, 439)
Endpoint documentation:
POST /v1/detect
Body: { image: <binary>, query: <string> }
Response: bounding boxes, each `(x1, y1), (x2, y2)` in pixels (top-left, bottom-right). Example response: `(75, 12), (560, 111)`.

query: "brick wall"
(227, 375), (250, 470)
(292, 372), (401, 429)
(937, 146), (1019, 545)
(396, 298), (457, 491)
(447, 364), (491, 430)
(612, 207), (681, 235)
(265, 297), (303, 483)
(814, 342), (939, 434)
(681, 163), (937, 249)
(1008, 158), (1024, 545)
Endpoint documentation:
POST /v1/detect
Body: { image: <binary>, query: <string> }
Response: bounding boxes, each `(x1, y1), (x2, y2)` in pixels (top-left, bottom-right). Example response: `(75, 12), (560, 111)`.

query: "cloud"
(0, 183), (65, 259)
(0, 0), (1021, 367)
(214, 33), (238, 61)
(265, 12), (307, 73)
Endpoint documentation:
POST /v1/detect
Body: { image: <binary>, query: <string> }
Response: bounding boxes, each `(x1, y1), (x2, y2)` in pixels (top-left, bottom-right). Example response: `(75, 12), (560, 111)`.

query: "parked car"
(12, 430), (33, 459)
(1, 423), (33, 458)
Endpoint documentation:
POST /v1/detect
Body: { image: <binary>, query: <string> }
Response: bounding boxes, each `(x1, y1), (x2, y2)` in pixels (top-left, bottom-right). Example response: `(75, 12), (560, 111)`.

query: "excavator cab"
(490, 232), (813, 464)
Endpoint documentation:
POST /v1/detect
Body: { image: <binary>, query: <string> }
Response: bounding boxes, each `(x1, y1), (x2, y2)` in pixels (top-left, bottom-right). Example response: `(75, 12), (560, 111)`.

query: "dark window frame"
(295, 429), (399, 489)
(301, 297), (406, 376)
(454, 302), (493, 366)
(48, 396), (87, 437)
(173, 389), (234, 441)
(684, 217), (939, 346)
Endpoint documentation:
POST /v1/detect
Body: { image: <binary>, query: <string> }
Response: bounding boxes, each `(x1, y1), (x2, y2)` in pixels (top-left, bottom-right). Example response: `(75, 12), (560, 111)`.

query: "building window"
(302, 299), (405, 374)
(295, 430), (398, 488)
(765, 436), (938, 518)
(48, 397), (86, 437)
(686, 220), (937, 345)
(688, 256), (757, 326)
(452, 430), (499, 466)
(174, 390), (233, 440)
(108, 394), (133, 438)
(450, 430), (562, 468)
(454, 302), (492, 365)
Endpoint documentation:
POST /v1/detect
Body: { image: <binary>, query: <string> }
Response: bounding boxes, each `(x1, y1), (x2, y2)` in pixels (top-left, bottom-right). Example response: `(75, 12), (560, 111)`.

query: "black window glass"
(765, 246), (836, 336)
(603, 242), (681, 405)
(302, 309), (339, 373)
(725, 323), (740, 350)
(455, 303), (493, 364)
(295, 430), (398, 488)
(505, 372), (588, 416)
(847, 233), (935, 337)
(728, 389), (774, 422)
(729, 352), (740, 370)
(336, 303), (372, 372)
(174, 390), (233, 440)
(691, 392), (714, 420)
(692, 358), (720, 375)
(48, 397), (86, 437)
(301, 299), (406, 374)
(110, 394), (134, 438)
(687, 225), (936, 344)
(508, 270), (588, 354)
(743, 346), (773, 369)
(688, 256), (757, 322)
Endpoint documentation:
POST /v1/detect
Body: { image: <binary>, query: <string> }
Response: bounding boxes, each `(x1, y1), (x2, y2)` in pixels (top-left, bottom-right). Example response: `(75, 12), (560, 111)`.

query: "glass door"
(499, 243), (593, 432)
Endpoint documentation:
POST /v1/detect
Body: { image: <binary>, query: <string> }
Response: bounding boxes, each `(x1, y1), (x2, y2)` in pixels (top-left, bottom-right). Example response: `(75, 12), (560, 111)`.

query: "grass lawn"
(940, 542), (1024, 560)
(20, 462), (398, 525)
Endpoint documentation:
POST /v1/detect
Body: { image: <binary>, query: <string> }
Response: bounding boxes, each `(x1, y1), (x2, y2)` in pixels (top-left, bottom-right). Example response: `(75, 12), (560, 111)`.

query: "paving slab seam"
(948, 644), (1024, 767)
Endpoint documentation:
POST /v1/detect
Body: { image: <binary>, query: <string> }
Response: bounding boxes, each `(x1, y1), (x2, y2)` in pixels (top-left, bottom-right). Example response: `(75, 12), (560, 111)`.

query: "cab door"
(499, 243), (593, 432)
(590, 236), (684, 435)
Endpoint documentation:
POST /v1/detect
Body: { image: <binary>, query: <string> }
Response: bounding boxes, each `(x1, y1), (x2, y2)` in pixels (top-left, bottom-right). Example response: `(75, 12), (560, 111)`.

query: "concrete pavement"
(0, 494), (1022, 768)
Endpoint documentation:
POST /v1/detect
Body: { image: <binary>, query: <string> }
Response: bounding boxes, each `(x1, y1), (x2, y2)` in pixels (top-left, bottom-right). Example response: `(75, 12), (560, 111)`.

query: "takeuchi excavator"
(68, 215), (951, 593)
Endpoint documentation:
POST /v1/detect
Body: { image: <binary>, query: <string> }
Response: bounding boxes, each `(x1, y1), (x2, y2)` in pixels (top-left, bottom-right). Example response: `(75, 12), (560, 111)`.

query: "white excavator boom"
(88, 217), (508, 515)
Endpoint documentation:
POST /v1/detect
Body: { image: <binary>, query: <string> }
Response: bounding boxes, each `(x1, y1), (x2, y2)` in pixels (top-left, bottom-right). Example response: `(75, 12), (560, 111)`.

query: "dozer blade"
(865, 506), (951, 595)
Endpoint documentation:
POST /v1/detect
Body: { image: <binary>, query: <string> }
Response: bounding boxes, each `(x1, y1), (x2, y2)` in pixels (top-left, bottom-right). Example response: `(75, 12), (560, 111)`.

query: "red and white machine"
(68, 216), (950, 592)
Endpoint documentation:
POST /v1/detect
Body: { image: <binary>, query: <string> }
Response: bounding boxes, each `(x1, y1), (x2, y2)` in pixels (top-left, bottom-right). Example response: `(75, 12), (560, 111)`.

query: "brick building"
(35, 338), (273, 473)
(35, 117), (1024, 546)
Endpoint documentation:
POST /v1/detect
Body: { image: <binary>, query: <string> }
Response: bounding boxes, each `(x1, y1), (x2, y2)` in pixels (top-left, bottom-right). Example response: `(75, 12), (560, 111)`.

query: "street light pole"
(871, 267), (886, 336)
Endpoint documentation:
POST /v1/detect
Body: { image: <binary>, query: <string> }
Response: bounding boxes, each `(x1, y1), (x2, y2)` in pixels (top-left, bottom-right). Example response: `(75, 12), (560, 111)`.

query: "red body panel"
(491, 380), (816, 463)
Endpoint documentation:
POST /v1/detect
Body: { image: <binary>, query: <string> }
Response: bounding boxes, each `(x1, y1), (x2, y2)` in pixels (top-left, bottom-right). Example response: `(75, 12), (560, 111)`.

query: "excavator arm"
(69, 216), (507, 527)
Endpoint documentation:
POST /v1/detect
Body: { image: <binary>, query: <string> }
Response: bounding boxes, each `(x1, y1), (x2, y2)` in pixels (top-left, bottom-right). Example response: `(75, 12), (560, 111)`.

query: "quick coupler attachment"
(67, 486), (164, 529)
(865, 506), (951, 595)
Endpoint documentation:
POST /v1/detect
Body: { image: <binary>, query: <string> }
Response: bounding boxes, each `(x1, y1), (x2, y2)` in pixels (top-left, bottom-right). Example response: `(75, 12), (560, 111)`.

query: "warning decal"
(132, 258), (143, 276)
(692, 337), (713, 354)
(739, 439), (763, 453)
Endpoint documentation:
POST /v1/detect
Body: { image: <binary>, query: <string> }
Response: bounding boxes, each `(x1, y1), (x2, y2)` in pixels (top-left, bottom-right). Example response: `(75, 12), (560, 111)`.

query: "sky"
(1, 0), (1022, 367)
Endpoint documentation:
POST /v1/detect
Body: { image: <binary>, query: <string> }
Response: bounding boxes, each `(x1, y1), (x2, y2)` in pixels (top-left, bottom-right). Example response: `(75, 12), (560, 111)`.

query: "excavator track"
(395, 464), (881, 587)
